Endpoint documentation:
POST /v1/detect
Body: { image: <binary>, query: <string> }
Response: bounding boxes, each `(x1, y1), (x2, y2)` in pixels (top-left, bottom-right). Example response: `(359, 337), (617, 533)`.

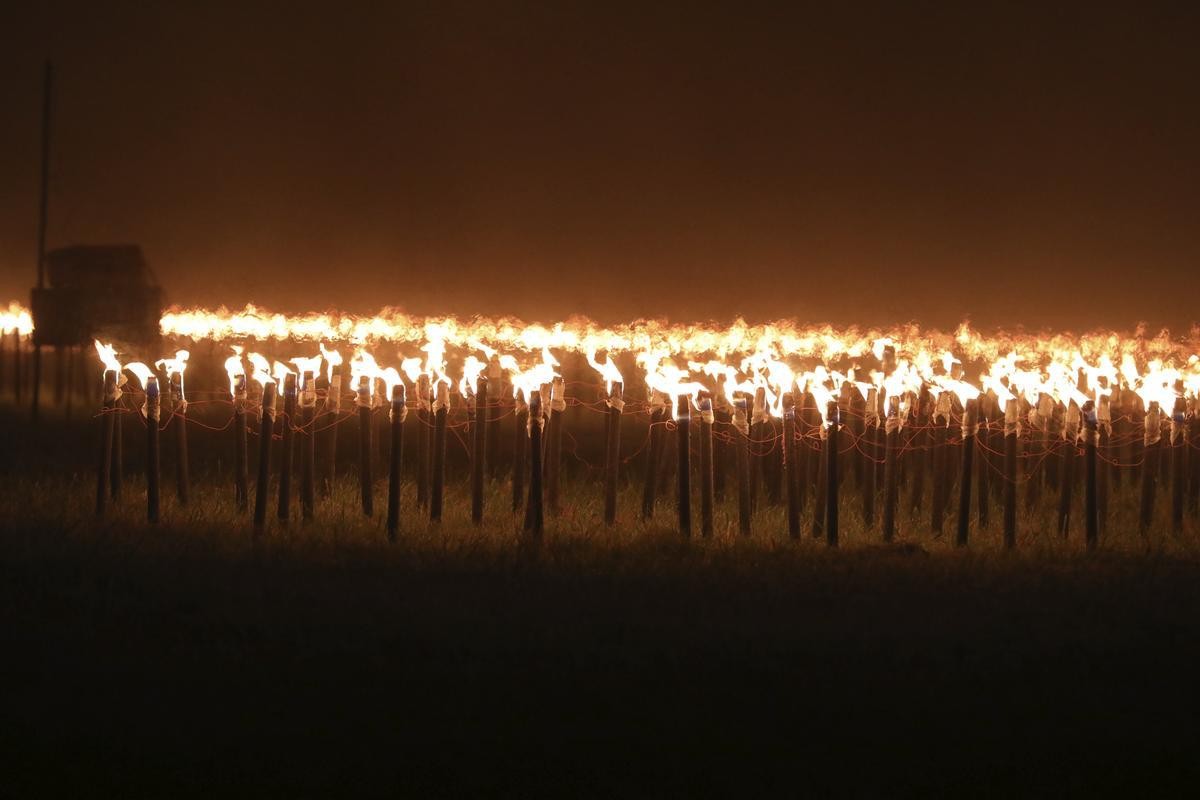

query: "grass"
(2, 407), (1200, 795)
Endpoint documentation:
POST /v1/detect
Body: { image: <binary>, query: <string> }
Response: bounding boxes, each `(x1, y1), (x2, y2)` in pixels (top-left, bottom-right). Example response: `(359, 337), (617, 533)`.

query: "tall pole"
(1083, 400), (1099, 550)
(95, 370), (116, 517)
(512, 394), (527, 513)
(1002, 396), (1019, 550)
(783, 392), (801, 539)
(955, 397), (978, 548)
(546, 377), (564, 516)
(1057, 401), (1079, 539)
(604, 382), (624, 526)
(31, 62), (54, 423)
(675, 395), (692, 539)
(642, 391), (668, 520)
(144, 376), (161, 524)
(524, 388), (545, 543)
(300, 371), (316, 521)
(416, 374), (430, 509)
(1139, 401), (1161, 535)
(471, 375), (488, 525)
(1171, 397), (1187, 535)
(233, 375), (249, 512)
(356, 376), (374, 517)
(169, 372), (189, 506)
(733, 392), (752, 536)
(881, 396), (900, 543)
(387, 384), (406, 542)
(430, 381), (448, 523)
(697, 391), (715, 538)
(825, 400), (839, 548)
(860, 387), (878, 527)
(278, 373), (297, 524)
(254, 383), (277, 535)
(321, 362), (342, 497)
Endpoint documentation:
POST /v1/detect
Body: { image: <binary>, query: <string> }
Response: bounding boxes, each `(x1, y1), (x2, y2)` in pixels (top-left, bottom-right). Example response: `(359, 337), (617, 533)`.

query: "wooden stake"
(321, 363), (342, 497)
(168, 372), (189, 506)
(300, 370), (316, 521)
(1171, 397), (1187, 535)
(641, 391), (668, 520)
(356, 375), (374, 518)
(881, 396), (900, 543)
(144, 376), (161, 524)
(750, 387), (767, 512)
(1003, 396), (1019, 550)
(676, 394), (692, 538)
(955, 397), (978, 548)
(471, 375), (488, 525)
(524, 387), (545, 543)
(734, 392), (752, 536)
(860, 387), (878, 527)
(697, 391), (715, 538)
(783, 392), (801, 539)
(387, 383), (406, 542)
(1139, 401), (1161, 534)
(1083, 400), (1099, 550)
(930, 392), (951, 536)
(430, 381), (448, 523)
(810, 414), (827, 542)
(13, 331), (23, 404)
(233, 376), (249, 513)
(512, 395), (527, 513)
(1057, 401), (1079, 539)
(277, 373), (297, 524)
(713, 405), (731, 502)
(907, 386), (930, 515)
(825, 400), (840, 548)
(546, 377), (564, 516)
(111, 395), (123, 502)
(1097, 393), (1111, 534)
(604, 382), (624, 526)
(976, 392), (993, 528)
(254, 382), (276, 535)
(95, 370), (116, 517)
(416, 374), (430, 509)
(486, 359), (503, 479)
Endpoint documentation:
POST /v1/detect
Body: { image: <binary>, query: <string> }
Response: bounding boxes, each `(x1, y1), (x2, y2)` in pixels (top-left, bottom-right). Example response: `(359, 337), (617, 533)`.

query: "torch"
(1056, 400), (1080, 539)
(416, 373), (431, 509)
(127, 364), (161, 524)
(782, 391), (801, 539)
(296, 361), (318, 522)
(253, 376), (277, 536)
(976, 391), (993, 529)
(810, 406), (827, 542)
(906, 384), (930, 516)
(512, 390), (527, 513)
(1171, 395), (1186, 535)
(387, 382), (407, 542)
(429, 379), (449, 523)
(227, 349), (249, 513)
(825, 399), (840, 548)
(955, 396), (978, 548)
(320, 346), (343, 498)
(95, 366), (118, 518)
(697, 390), (714, 538)
(156, 351), (190, 506)
(860, 384), (878, 527)
(1002, 393), (1020, 550)
(471, 372), (488, 525)
(674, 394), (692, 538)
(1082, 400), (1099, 549)
(523, 386), (546, 543)
(546, 376), (565, 517)
(604, 382), (624, 526)
(356, 373), (374, 518)
(930, 391), (952, 535)
(881, 395), (901, 543)
(641, 390), (669, 520)
(733, 391), (752, 536)
(749, 386), (768, 512)
(278, 371), (297, 525)
(1139, 400), (1161, 534)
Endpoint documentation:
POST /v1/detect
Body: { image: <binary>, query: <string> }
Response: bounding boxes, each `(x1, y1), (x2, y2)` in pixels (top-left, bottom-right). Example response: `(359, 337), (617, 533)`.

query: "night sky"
(2, 2), (1197, 330)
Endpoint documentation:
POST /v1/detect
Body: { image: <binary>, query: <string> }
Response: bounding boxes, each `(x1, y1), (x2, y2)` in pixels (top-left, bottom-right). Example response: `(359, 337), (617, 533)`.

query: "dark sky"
(2, 1), (1198, 330)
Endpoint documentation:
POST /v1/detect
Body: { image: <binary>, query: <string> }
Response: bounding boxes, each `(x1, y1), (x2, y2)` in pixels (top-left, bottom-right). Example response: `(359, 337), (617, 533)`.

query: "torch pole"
(604, 382), (624, 526)
(277, 373), (297, 525)
(714, 404), (730, 502)
(906, 386), (929, 515)
(734, 393), (752, 536)
(811, 416), (827, 541)
(546, 377), (564, 516)
(676, 394), (692, 539)
(95, 370), (116, 517)
(930, 393), (950, 535)
(1057, 402), (1079, 539)
(1083, 401), (1099, 550)
(145, 376), (161, 524)
(1097, 393), (1111, 532)
(826, 400), (840, 548)
(1189, 400), (1199, 516)
(321, 364), (342, 497)
(977, 393), (993, 528)
(13, 331), (23, 404)
(486, 359), (502, 478)
(1171, 397), (1186, 535)
(170, 372), (189, 506)
(233, 376), (249, 512)
(1139, 402), (1161, 535)
(783, 392), (800, 539)
(749, 387), (767, 513)
(698, 391), (714, 538)
(300, 373), (316, 521)
(882, 397), (900, 543)
(111, 396), (123, 502)
(472, 375), (488, 525)
(416, 374), (430, 508)
(524, 388), (545, 543)
(430, 381), (448, 523)
(861, 388), (878, 527)
(1003, 397), (1019, 549)
(512, 395), (527, 513)
(356, 376), (374, 517)
(387, 383), (407, 542)
(254, 383), (276, 535)
(955, 398), (978, 548)
(642, 392), (668, 520)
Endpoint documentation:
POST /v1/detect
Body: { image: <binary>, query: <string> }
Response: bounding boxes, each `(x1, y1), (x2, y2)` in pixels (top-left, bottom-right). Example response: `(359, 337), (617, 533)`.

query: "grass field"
(2, 407), (1200, 795)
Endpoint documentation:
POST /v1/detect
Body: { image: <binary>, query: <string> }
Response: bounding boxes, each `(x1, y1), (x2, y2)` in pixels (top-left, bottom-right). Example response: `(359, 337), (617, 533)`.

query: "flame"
(319, 343), (343, 383)
(291, 354), (323, 392)
(586, 346), (625, 395)
(224, 346), (247, 398)
(0, 302), (33, 336)
(458, 355), (488, 398)
(246, 352), (273, 390)
(123, 362), (156, 391)
(94, 340), (122, 374)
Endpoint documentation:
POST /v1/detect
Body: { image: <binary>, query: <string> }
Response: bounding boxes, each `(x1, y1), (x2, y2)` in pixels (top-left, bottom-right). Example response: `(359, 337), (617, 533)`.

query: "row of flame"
(81, 320), (1200, 431)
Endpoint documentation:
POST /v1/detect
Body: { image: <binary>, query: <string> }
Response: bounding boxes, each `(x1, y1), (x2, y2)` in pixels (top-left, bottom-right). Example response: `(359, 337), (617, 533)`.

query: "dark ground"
(2, 406), (1199, 796)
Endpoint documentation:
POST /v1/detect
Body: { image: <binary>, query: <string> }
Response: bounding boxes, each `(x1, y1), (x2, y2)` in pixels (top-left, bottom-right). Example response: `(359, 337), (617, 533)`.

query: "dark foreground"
(3, 517), (1199, 797)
